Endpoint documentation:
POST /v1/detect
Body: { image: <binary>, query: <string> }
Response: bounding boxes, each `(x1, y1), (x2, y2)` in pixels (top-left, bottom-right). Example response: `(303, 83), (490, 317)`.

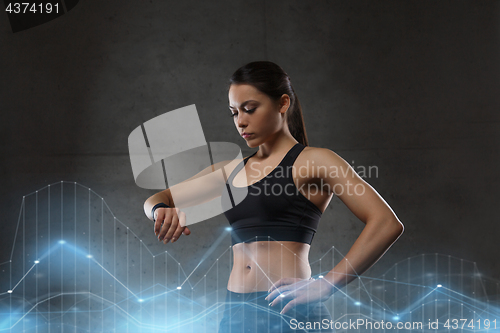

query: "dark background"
(1, 0), (499, 288)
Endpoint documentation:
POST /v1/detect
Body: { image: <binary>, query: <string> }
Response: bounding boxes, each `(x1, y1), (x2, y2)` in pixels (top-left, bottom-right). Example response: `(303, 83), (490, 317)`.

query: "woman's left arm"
(267, 148), (404, 314)
(316, 148), (404, 290)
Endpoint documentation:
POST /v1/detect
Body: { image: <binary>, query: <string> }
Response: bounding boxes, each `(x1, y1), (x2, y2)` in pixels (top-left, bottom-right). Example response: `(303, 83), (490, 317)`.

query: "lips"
(241, 133), (253, 138)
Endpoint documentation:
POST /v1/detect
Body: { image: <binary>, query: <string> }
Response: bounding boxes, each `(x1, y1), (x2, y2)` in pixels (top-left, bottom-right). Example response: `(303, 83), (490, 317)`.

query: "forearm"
(143, 190), (174, 221)
(324, 217), (404, 293)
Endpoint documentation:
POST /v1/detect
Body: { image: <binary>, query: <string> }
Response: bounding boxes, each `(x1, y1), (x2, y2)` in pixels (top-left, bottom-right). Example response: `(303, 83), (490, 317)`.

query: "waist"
(229, 240), (311, 292)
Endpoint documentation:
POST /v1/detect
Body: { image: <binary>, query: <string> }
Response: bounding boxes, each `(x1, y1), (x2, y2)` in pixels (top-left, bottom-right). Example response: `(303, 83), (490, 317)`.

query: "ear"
(278, 94), (291, 114)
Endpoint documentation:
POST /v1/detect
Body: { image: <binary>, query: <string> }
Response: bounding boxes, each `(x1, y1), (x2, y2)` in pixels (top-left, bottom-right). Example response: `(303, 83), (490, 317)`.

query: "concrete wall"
(1, 0), (498, 295)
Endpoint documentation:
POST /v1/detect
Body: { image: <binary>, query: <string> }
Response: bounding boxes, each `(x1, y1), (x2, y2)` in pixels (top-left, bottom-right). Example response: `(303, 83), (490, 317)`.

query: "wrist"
(151, 202), (170, 221)
(321, 274), (340, 296)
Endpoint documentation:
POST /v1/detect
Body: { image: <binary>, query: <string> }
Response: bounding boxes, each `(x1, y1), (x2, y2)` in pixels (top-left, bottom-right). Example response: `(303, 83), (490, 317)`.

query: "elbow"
(371, 216), (403, 240)
(144, 196), (153, 209)
(388, 217), (404, 239)
(366, 215), (404, 240)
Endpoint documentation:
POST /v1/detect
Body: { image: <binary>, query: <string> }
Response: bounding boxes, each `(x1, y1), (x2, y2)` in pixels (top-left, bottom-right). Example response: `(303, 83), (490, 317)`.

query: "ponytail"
(286, 92), (308, 146)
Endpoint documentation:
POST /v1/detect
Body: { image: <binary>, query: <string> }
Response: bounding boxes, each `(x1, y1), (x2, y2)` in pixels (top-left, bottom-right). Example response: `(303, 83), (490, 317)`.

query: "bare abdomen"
(227, 241), (312, 293)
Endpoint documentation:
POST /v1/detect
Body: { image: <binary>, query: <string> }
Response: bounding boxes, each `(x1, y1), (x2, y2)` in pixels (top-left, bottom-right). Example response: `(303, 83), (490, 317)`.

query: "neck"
(256, 130), (298, 159)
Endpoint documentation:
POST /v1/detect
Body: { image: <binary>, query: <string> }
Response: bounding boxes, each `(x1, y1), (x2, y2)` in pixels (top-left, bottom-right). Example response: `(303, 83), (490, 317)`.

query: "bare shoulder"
(299, 146), (349, 167)
(294, 145), (355, 185)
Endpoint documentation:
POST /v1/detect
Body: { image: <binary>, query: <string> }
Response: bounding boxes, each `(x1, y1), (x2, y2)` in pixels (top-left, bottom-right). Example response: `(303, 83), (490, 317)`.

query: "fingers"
(270, 291), (309, 315)
(268, 277), (296, 293)
(154, 208), (166, 236)
(162, 211), (179, 244)
(280, 298), (301, 315)
(170, 211), (186, 243)
(155, 208), (190, 244)
(158, 208), (174, 242)
(266, 278), (314, 304)
(266, 278), (299, 304)
(265, 279), (327, 315)
(266, 286), (295, 305)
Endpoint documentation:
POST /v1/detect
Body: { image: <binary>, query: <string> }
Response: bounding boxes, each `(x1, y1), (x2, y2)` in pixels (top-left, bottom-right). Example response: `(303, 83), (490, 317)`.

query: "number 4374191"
(6, 3), (60, 14)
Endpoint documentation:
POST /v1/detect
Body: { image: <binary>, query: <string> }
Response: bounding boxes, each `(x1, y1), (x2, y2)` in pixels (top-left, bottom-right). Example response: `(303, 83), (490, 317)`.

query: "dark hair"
(229, 61), (309, 146)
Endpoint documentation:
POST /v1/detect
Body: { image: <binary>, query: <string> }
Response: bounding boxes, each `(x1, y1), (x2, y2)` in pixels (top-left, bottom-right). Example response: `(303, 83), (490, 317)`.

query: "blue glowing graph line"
(1, 180), (242, 331)
(0, 180), (499, 332)
(1, 242), (220, 331)
(183, 238), (231, 289)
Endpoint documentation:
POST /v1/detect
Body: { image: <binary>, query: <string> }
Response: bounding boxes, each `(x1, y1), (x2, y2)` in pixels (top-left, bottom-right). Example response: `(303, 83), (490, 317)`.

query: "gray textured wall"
(1, 0), (499, 292)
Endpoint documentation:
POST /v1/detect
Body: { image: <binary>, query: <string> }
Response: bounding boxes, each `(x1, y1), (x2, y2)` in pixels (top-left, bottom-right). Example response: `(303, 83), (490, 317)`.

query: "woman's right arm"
(143, 158), (241, 243)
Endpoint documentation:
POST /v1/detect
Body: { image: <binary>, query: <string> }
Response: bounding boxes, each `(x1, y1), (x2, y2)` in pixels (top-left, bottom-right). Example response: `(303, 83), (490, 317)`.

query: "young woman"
(144, 61), (404, 332)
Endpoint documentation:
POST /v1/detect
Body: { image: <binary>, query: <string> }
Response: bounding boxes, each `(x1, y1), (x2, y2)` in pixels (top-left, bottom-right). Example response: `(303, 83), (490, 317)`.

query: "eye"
(229, 108), (256, 117)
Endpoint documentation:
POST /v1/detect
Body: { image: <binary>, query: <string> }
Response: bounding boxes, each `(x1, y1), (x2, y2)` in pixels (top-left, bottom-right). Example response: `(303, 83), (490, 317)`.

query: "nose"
(236, 112), (248, 129)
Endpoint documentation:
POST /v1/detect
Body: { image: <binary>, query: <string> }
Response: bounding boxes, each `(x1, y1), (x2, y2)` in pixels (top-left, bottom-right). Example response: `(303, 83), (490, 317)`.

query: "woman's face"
(228, 84), (288, 148)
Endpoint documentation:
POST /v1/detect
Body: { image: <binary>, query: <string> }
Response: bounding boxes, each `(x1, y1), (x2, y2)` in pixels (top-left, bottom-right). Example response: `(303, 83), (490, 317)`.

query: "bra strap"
(282, 143), (306, 167)
(243, 151), (258, 165)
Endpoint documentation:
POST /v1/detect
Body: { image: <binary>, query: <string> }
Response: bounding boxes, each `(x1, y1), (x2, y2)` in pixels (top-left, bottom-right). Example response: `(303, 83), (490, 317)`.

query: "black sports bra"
(221, 143), (323, 246)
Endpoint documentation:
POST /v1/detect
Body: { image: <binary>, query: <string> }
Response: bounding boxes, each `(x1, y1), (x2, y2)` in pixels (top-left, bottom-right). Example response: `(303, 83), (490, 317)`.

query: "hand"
(154, 207), (191, 244)
(265, 277), (334, 315)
